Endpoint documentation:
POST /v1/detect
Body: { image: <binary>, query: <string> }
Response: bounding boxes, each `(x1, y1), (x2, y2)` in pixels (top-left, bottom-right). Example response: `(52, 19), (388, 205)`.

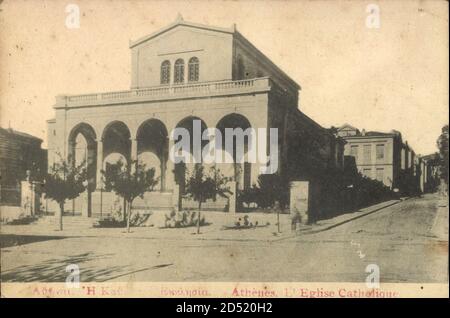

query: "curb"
(305, 200), (401, 234)
(273, 199), (403, 242)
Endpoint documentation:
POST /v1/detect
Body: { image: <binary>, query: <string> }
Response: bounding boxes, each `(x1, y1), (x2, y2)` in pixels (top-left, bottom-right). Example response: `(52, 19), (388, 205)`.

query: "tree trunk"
(197, 201), (202, 234)
(123, 197), (127, 223)
(58, 201), (64, 231)
(126, 200), (132, 233)
(277, 209), (281, 233)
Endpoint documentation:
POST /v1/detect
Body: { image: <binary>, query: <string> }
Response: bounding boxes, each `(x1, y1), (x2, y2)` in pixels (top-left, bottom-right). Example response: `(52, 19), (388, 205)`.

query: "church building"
(47, 16), (344, 216)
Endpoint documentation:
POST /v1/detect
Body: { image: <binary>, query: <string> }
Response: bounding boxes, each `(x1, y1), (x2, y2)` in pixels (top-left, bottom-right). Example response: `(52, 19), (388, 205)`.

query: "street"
(1, 194), (448, 283)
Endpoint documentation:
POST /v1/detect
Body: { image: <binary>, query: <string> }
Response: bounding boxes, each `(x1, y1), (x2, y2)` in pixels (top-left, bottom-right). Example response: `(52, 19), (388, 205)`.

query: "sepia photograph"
(0, 0), (448, 299)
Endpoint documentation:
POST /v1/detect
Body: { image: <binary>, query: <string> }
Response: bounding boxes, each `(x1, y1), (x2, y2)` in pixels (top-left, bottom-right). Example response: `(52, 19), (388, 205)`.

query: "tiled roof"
(421, 153), (439, 161)
(365, 131), (394, 136)
(0, 127), (42, 142)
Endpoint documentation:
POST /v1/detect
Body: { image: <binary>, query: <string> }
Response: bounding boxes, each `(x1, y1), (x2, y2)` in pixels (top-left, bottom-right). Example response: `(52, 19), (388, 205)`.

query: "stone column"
(131, 138), (138, 162)
(161, 139), (169, 191)
(96, 139), (103, 190)
(172, 184), (180, 211)
(21, 180), (32, 216)
(165, 138), (176, 191)
(81, 190), (89, 217)
(130, 138), (138, 174)
(228, 181), (237, 214)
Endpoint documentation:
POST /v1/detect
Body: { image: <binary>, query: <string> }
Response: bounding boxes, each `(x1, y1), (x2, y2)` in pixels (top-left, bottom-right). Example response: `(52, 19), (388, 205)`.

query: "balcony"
(54, 77), (271, 109)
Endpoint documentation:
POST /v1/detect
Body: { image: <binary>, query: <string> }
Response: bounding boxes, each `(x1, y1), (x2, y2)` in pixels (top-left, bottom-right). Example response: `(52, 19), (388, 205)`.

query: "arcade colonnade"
(67, 113), (258, 207)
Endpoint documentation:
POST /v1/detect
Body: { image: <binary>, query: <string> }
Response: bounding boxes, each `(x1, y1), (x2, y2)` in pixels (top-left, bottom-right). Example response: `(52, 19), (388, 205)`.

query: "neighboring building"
(47, 16), (343, 216)
(420, 153), (440, 193)
(0, 127), (47, 205)
(337, 124), (421, 194)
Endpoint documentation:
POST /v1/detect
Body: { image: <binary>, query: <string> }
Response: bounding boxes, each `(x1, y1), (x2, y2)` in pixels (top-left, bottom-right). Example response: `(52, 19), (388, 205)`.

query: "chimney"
(175, 13), (184, 22)
(361, 129), (366, 136)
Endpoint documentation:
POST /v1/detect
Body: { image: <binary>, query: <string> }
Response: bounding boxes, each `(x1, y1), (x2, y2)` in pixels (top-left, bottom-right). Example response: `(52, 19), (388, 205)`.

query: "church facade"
(47, 17), (344, 216)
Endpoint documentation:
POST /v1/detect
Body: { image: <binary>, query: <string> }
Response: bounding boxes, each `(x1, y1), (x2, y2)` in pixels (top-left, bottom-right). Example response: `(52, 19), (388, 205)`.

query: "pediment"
(130, 18), (234, 49)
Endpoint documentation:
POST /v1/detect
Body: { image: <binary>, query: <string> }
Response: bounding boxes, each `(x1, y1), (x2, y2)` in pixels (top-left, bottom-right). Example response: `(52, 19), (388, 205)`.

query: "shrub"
(130, 212), (152, 227)
(6, 215), (38, 225)
(94, 217), (125, 228)
(350, 174), (396, 209)
(222, 215), (271, 230)
(94, 211), (152, 228)
(237, 174), (289, 210)
(237, 186), (259, 209)
(163, 209), (207, 228)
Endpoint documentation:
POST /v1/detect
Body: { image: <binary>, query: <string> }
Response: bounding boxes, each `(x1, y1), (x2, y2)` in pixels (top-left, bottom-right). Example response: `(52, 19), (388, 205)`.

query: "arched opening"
(102, 121), (131, 189)
(216, 113), (252, 190)
(136, 119), (169, 191)
(68, 123), (97, 190)
(174, 116), (209, 196)
(68, 123), (97, 216)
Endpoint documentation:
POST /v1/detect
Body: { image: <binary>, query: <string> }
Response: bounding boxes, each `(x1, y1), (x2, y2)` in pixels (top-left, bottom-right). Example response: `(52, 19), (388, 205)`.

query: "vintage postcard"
(0, 0), (448, 300)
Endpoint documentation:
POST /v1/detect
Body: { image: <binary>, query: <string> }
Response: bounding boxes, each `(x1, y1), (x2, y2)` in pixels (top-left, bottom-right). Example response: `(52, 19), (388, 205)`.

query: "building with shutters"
(0, 127), (47, 206)
(337, 124), (425, 194)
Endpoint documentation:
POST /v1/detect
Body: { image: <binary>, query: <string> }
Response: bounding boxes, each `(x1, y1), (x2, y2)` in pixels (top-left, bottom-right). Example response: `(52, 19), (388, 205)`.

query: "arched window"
(174, 59), (184, 84)
(160, 60), (170, 84)
(188, 57), (199, 82)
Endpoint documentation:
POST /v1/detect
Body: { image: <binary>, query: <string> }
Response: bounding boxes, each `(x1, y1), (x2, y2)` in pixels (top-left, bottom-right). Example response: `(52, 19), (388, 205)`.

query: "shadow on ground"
(1, 250), (174, 282)
(0, 234), (68, 248)
(1, 252), (124, 282)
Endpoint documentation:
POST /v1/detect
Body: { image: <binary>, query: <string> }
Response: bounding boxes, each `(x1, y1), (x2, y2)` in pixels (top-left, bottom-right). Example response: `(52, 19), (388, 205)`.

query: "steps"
(91, 191), (175, 214)
(182, 197), (229, 211)
(35, 215), (99, 229)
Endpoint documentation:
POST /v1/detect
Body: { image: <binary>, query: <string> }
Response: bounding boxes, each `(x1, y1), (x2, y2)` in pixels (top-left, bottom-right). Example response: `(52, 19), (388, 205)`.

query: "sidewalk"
(271, 199), (402, 241)
(304, 199), (402, 234)
(0, 199), (402, 243)
(430, 196), (449, 241)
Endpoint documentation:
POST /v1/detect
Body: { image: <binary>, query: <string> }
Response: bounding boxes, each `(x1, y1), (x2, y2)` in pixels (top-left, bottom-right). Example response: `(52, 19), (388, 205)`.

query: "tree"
(255, 174), (289, 232)
(44, 158), (87, 231)
(437, 124), (449, 192)
(102, 160), (158, 233)
(236, 174), (289, 232)
(184, 165), (232, 234)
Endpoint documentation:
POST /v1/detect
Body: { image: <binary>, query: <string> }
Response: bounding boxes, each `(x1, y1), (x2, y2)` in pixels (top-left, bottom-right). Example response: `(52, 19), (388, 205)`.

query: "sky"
(0, 0), (448, 155)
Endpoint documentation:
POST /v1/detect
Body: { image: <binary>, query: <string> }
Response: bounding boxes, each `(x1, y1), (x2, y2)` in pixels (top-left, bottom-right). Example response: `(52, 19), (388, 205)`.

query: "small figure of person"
(291, 210), (302, 232)
(243, 215), (250, 227)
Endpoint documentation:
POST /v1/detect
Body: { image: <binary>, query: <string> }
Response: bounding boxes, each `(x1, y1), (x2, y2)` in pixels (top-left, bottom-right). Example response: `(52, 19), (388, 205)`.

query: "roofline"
(129, 20), (235, 49)
(128, 19), (300, 90)
(337, 123), (359, 131)
(292, 109), (337, 138)
(0, 127), (43, 142)
(341, 134), (398, 139)
(233, 31), (301, 90)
